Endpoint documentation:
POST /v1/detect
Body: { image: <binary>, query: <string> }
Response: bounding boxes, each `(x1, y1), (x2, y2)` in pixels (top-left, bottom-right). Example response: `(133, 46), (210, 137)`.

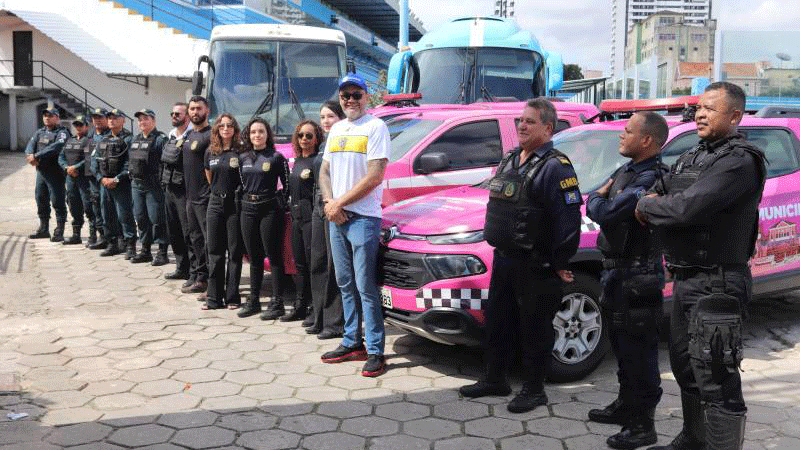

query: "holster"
(688, 275), (743, 373)
(613, 273), (663, 336)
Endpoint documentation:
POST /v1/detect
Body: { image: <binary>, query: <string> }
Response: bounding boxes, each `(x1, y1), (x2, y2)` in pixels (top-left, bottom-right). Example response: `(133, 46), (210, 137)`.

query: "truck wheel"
(548, 272), (610, 383)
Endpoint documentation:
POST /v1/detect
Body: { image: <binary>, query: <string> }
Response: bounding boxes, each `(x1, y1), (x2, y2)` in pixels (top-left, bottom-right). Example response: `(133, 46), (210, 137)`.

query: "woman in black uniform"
(202, 114), (243, 310)
(236, 118), (290, 319)
(306, 101), (346, 338)
(282, 120), (325, 322)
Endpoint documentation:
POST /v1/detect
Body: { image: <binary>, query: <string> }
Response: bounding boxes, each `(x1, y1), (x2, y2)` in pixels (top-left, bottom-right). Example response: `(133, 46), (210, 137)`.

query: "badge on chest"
(262, 162), (271, 172)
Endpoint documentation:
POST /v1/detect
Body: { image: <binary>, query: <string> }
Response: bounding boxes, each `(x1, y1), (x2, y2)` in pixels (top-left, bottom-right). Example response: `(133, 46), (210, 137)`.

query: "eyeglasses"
(297, 132), (315, 140)
(339, 92), (364, 101)
(219, 123), (235, 129)
(170, 112), (183, 117)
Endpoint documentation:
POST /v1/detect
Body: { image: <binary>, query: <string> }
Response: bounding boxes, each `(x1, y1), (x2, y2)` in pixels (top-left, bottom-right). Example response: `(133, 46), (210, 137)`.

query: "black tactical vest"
(129, 131), (162, 179)
(35, 129), (61, 162)
(160, 136), (184, 186)
(97, 136), (126, 177)
(484, 149), (561, 252)
(63, 137), (87, 167)
(660, 137), (765, 266)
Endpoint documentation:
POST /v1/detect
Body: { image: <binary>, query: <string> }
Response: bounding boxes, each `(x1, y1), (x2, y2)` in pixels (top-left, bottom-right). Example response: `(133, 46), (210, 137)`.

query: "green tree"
(563, 64), (583, 81)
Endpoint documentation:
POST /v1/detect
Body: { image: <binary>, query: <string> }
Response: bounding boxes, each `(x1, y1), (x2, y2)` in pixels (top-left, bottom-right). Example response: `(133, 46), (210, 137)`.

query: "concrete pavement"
(1, 151), (800, 449)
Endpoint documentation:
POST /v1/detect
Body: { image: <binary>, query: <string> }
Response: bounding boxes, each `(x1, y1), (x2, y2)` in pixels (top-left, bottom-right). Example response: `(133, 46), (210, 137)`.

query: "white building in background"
(610, 0), (713, 80)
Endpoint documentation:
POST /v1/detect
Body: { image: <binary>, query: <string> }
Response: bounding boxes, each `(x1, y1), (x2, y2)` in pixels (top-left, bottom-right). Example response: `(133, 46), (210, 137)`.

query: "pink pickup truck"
(378, 105), (800, 382)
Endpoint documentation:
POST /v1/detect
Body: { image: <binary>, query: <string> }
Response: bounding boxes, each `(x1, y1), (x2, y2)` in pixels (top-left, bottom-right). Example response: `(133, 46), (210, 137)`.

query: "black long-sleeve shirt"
(239, 148), (289, 205)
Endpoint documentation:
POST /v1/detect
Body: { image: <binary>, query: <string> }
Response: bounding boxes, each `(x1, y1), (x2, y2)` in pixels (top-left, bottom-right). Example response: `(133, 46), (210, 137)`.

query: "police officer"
(97, 109), (137, 258)
(87, 108), (114, 249)
(162, 102), (192, 281)
(130, 109), (169, 265)
(180, 96), (212, 295)
(459, 98), (582, 413)
(586, 112), (669, 449)
(636, 82), (766, 450)
(58, 115), (96, 245)
(25, 107), (69, 241)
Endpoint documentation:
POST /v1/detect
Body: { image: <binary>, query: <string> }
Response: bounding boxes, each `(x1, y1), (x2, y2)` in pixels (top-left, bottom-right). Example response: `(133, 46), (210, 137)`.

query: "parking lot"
(1, 150), (799, 450)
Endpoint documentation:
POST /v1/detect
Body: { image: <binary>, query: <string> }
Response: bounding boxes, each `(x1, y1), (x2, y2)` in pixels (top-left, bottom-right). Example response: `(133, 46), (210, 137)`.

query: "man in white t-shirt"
(318, 73), (390, 377)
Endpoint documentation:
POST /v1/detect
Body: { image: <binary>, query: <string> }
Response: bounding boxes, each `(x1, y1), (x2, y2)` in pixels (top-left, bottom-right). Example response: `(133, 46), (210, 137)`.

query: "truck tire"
(547, 272), (610, 383)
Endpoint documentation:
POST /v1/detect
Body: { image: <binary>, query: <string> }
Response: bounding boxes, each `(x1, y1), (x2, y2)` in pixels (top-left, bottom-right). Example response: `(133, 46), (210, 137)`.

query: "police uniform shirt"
(204, 150), (241, 195)
(25, 125), (70, 165)
(99, 129), (133, 179)
(637, 133), (764, 227)
(59, 135), (90, 171)
(87, 128), (109, 179)
(504, 142), (583, 271)
(587, 156), (663, 229)
(182, 126), (212, 201)
(130, 131), (166, 181)
(239, 149), (289, 203)
(289, 155), (316, 207)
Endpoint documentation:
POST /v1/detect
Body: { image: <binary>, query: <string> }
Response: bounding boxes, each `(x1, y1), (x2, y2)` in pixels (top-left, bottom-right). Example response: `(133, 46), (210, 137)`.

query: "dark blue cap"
(90, 107), (108, 117)
(106, 109), (125, 118)
(43, 107), (59, 116)
(72, 115), (88, 126)
(134, 108), (156, 119)
(338, 73), (367, 92)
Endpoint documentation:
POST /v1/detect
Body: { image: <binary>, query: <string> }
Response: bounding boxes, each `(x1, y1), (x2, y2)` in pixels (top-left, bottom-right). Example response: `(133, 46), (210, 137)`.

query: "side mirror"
(346, 59), (356, 74)
(545, 51), (564, 93)
(386, 51), (412, 94)
(191, 71), (204, 95)
(416, 152), (449, 174)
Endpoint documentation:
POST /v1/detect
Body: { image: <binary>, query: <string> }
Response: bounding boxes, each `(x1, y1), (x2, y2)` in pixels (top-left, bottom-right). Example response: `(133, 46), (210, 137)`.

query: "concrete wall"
(0, 17), (192, 148)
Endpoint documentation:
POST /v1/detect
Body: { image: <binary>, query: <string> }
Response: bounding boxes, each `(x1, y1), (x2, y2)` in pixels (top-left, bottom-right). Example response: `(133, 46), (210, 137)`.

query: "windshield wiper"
(481, 85), (495, 102)
(251, 54), (276, 119)
(288, 85), (306, 120)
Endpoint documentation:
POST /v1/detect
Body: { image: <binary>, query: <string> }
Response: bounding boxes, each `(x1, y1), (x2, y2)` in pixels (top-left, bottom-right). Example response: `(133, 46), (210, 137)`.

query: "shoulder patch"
(557, 156), (571, 165)
(564, 190), (581, 205)
(559, 176), (579, 190)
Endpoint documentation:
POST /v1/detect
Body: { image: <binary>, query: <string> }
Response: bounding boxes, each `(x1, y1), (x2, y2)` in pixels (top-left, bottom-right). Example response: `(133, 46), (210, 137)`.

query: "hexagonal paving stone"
(369, 434), (431, 450)
(375, 402), (431, 422)
(223, 369), (275, 386)
(97, 339), (139, 349)
(404, 417), (461, 440)
(107, 424), (174, 447)
(195, 348), (243, 361)
(73, 368), (123, 382)
(45, 422), (113, 446)
(380, 375), (433, 391)
(434, 436), (496, 450)
(174, 368), (226, 383)
(40, 407), (103, 426)
(274, 373), (326, 388)
(237, 429), (300, 450)
(36, 390), (93, 409)
(91, 330), (134, 340)
(279, 414), (339, 434)
(294, 386), (348, 402)
(201, 395), (259, 411)
(405, 389), (460, 405)
(260, 401), (315, 417)
(527, 416), (589, 439)
(114, 357), (162, 371)
(301, 432), (365, 450)
(241, 383), (294, 400)
(82, 380), (134, 396)
(260, 361), (307, 375)
(16, 343), (65, 355)
(434, 401), (490, 421)
(171, 426), (237, 449)
(551, 401), (594, 421)
(500, 434), (563, 450)
(160, 357), (210, 371)
(209, 359), (260, 372)
(123, 367), (175, 383)
(153, 348), (197, 359)
(18, 354), (69, 368)
(340, 416), (399, 437)
(466, 417), (524, 439)
(157, 410), (219, 429)
(92, 393), (147, 410)
(316, 401), (373, 419)
(132, 379), (186, 397)
(217, 411), (278, 432)
(130, 331), (173, 342)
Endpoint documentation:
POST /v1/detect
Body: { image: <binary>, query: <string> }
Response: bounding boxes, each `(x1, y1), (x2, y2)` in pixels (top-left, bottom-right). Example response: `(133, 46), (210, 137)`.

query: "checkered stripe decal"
(416, 288), (489, 310)
(581, 216), (599, 232)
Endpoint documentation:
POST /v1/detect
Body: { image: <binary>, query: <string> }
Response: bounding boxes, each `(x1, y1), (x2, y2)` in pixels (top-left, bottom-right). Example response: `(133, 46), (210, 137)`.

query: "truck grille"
(380, 248), (432, 290)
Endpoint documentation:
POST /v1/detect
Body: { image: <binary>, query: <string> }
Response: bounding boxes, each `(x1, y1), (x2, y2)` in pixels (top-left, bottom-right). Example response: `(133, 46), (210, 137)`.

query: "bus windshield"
(207, 40), (346, 142)
(413, 47), (545, 104)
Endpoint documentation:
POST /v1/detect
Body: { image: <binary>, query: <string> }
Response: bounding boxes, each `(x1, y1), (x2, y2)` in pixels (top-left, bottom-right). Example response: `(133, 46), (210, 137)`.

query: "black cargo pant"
(484, 250), (562, 392)
(186, 197), (209, 283)
(240, 198), (285, 301)
(206, 193), (243, 307)
(88, 176), (104, 233)
(308, 204), (344, 333)
(65, 174), (95, 228)
(290, 201), (313, 308)
(35, 163), (67, 223)
(164, 184), (192, 277)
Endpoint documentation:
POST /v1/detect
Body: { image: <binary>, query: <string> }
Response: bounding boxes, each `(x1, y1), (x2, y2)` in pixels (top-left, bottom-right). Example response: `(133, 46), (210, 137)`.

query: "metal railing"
(117, 0), (249, 37)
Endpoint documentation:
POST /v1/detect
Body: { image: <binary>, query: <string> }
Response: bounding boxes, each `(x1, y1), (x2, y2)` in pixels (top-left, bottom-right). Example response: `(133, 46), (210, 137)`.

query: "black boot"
(704, 405), (745, 450)
(280, 298), (307, 322)
(131, 247), (153, 264)
(608, 407), (657, 449)
(50, 221), (65, 242)
(260, 297), (285, 320)
(647, 392), (704, 450)
(459, 359), (511, 398)
(63, 225), (82, 245)
(302, 305), (316, 328)
(589, 397), (629, 425)
(85, 224), (97, 247)
(507, 382), (548, 413)
(152, 244), (169, 266)
(89, 230), (108, 250)
(124, 238), (137, 260)
(237, 296), (262, 318)
(99, 238), (122, 256)
(29, 219), (50, 239)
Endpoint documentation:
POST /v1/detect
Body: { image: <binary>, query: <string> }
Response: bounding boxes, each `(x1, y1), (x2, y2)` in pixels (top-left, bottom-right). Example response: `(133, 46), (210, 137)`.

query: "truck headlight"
(424, 254), (486, 280)
(426, 231), (484, 245)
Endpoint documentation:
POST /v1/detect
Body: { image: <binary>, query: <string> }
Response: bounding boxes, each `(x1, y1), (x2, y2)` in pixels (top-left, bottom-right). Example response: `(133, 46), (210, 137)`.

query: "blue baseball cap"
(338, 74), (367, 92)
(90, 107), (108, 117)
(43, 107), (60, 116)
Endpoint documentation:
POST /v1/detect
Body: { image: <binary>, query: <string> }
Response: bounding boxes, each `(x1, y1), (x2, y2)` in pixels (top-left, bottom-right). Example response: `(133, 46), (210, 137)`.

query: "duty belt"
(603, 258), (649, 270)
(666, 263), (743, 280)
(243, 193), (275, 202)
(211, 191), (235, 199)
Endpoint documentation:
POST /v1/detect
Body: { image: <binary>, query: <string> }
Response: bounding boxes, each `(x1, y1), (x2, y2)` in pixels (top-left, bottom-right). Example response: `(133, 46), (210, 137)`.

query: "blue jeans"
(329, 214), (384, 355)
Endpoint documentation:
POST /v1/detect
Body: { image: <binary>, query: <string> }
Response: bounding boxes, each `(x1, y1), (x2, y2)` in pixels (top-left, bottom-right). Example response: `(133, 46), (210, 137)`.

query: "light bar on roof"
(600, 96), (699, 113)
(383, 93), (423, 105)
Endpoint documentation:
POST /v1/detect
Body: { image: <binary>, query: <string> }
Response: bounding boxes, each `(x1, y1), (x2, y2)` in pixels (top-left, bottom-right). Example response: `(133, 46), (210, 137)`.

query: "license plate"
(381, 287), (393, 309)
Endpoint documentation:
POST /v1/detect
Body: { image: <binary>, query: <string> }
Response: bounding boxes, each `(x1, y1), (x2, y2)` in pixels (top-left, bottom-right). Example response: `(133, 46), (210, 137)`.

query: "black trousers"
(206, 194), (243, 307)
(290, 212), (312, 307)
(34, 164), (67, 223)
(65, 174), (95, 228)
(602, 268), (662, 411)
(240, 199), (285, 301)
(309, 206), (343, 333)
(484, 250), (562, 392)
(669, 266), (749, 412)
(88, 176), (104, 232)
(186, 197), (209, 282)
(164, 184), (191, 276)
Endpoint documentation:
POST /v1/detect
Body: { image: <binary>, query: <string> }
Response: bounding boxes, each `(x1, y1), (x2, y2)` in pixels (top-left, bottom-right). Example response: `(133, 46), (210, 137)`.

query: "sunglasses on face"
(297, 132), (315, 140)
(170, 112), (183, 117)
(339, 92), (363, 101)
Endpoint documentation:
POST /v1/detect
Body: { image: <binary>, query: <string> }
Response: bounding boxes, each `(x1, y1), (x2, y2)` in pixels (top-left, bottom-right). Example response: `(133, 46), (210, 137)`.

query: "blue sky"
(409, 0), (800, 74)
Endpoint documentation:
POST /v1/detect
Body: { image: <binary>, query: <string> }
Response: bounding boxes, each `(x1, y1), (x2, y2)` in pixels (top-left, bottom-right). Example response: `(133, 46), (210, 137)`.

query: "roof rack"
(382, 93), (422, 107)
(754, 106), (800, 118)
(598, 96), (699, 122)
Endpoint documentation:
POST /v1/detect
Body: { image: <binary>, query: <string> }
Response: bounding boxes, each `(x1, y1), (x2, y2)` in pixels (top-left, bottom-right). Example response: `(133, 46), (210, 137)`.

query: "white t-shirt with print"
(323, 114), (390, 218)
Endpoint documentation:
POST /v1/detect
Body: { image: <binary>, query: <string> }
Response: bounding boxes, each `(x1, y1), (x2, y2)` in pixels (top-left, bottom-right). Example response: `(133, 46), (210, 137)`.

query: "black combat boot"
(29, 219), (50, 239)
(152, 244), (169, 266)
(589, 397), (629, 425)
(302, 305), (316, 328)
(131, 247), (153, 264)
(99, 238), (122, 256)
(704, 405), (745, 450)
(85, 224), (98, 247)
(280, 297), (307, 322)
(459, 359), (511, 398)
(124, 238), (137, 260)
(63, 225), (82, 245)
(50, 221), (65, 242)
(237, 296), (262, 318)
(647, 392), (704, 450)
(507, 382), (548, 413)
(89, 229), (108, 250)
(260, 297), (285, 320)
(608, 407), (657, 449)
